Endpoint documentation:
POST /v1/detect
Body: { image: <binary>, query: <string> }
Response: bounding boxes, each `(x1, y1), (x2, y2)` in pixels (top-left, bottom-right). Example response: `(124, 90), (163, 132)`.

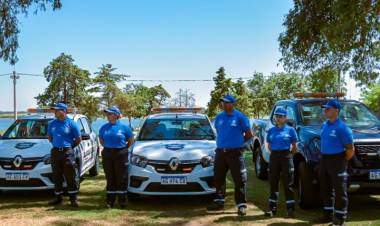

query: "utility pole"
(10, 71), (19, 120)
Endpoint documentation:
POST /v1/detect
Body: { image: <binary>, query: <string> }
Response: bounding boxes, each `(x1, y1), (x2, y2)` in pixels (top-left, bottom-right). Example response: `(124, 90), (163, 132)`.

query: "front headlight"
(200, 155), (214, 168)
(43, 154), (51, 165)
(131, 154), (148, 168)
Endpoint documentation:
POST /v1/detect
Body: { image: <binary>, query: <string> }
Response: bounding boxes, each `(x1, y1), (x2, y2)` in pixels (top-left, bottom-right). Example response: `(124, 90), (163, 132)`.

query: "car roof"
(18, 113), (83, 121)
(146, 113), (208, 120)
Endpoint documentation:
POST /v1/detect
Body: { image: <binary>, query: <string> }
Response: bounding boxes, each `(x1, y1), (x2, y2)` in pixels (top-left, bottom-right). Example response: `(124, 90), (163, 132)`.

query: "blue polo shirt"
(215, 109), (251, 149)
(99, 121), (133, 149)
(267, 125), (298, 151)
(47, 117), (81, 148)
(320, 119), (353, 155)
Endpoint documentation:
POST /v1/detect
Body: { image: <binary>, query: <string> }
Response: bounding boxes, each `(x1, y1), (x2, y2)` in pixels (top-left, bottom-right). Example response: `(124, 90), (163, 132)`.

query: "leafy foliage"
(0, 0), (62, 64)
(362, 83), (380, 114)
(279, 0), (380, 86)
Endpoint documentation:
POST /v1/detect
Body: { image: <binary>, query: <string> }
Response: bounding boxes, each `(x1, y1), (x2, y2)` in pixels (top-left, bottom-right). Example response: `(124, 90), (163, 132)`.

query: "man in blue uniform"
(207, 94), (252, 216)
(47, 103), (82, 207)
(265, 107), (298, 218)
(99, 106), (134, 208)
(316, 100), (354, 226)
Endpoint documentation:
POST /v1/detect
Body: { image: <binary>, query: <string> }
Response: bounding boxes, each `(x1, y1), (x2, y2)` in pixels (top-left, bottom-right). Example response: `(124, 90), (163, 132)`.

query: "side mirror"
(287, 119), (296, 127)
(81, 133), (91, 140)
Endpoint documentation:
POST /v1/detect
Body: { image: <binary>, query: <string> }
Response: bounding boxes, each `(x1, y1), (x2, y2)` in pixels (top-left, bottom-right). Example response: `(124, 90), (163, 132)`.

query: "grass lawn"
(1, 152), (380, 226)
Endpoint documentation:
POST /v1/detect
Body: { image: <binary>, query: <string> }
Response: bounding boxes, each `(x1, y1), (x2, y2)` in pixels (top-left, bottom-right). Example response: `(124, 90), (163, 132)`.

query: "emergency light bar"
(293, 92), (346, 98)
(27, 108), (76, 114)
(150, 107), (205, 114)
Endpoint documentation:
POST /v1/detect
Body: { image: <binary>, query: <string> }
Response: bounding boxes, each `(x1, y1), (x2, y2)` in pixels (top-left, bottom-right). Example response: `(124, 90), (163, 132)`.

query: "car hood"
(300, 125), (380, 140)
(0, 139), (52, 158)
(132, 140), (216, 161)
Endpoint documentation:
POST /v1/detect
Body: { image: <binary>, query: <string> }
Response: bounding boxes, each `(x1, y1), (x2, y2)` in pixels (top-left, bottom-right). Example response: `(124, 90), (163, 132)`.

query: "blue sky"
(0, 0), (360, 111)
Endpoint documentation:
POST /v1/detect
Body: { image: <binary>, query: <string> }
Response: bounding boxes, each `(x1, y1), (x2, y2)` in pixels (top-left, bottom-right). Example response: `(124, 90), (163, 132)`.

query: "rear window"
(2, 119), (51, 139)
(138, 117), (215, 141)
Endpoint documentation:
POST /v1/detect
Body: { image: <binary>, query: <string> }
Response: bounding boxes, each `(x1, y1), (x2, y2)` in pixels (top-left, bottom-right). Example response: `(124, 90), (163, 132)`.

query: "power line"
(124, 77), (254, 83)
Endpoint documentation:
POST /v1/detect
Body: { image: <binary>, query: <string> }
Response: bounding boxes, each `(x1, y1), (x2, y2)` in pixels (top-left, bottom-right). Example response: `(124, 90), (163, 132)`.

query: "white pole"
(10, 71), (19, 121)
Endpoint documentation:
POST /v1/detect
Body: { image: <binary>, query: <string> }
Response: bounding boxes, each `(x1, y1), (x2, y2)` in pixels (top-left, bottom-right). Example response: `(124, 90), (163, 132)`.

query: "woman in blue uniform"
(265, 107), (298, 218)
(99, 106), (134, 208)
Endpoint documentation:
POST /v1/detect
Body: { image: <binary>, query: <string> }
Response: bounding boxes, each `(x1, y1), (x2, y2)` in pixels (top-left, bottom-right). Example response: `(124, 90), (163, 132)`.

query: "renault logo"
(13, 156), (23, 168)
(169, 158), (180, 171)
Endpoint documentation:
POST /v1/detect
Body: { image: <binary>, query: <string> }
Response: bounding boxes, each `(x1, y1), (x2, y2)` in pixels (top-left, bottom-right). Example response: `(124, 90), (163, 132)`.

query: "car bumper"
(348, 168), (380, 192)
(128, 164), (216, 195)
(0, 162), (54, 190)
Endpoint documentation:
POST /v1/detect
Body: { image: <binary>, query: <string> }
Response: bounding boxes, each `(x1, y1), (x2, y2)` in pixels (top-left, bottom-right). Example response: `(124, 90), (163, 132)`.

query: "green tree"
(92, 64), (128, 108)
(114, 92), (145, 127)
(246, 72), (268, 118)
(362, 83), (380, 115)
(279, 0), (380, 86)
(36, 53), (91, 108)
(232, 79), (252, 117)
(206, 67), (233, 118)
(247, 72), (305, 118)
(0, 0), (62, 64)
(124, 83), (171, 115)
(305, 66), (347, 93)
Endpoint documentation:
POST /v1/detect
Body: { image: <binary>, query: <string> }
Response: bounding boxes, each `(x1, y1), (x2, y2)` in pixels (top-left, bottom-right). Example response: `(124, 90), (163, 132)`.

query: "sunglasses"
(275, 115), (286, 118)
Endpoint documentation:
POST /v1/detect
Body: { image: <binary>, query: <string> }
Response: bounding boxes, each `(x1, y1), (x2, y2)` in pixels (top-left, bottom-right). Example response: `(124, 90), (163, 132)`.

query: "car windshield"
(138, 117), (215, 141)
(300, 101), (380, 129)
(2, 119), (50, 139)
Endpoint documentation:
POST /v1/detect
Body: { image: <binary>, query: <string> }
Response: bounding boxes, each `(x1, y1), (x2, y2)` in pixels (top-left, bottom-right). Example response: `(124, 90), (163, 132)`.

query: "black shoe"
(48, 197), (63, 206)
(207, 203), (224, 211)
(264, 210), (277, 217)
(332, 218), (346, 226)
(286, 208), (295, 218)
(313, 214), (333, 224)
(237, 206), (247, 216)
(119, 203), (126, 209)
(70, 200), (79, 208)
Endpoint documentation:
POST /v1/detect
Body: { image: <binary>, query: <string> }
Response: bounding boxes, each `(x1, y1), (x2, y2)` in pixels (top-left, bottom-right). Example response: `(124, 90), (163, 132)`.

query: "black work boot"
(237, 205), (247, 216)
(264, 209), (277, 217)
(286, 208), (295, 218)
(332, 218), (346, 226)
(48, 195), (63, 206)
(70, 199), (79, 208)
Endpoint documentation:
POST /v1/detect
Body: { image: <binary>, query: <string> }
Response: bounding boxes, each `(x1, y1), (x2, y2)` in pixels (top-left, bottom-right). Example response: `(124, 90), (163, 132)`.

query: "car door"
(77, 117), (93, 172)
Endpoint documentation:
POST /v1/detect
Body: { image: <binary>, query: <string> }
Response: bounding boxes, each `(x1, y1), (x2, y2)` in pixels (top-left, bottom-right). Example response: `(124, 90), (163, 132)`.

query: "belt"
(217, 147), (244, 152)
(321, 152), (345, 159)
(271, 149), (290, 152)
(104, 147), (127, 151)
(52, 147), (72, 151)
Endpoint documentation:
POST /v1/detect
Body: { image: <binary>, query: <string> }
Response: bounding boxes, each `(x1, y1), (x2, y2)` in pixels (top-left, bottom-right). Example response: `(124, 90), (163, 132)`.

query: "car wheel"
(89, 150), (100, 177)
(127, 192), (140, 202)
(254, 146), (268, 180)
(297, 161), (319, 209)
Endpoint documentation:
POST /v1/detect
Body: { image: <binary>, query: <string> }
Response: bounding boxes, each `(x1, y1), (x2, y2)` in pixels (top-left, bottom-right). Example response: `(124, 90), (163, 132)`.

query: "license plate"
(161, 176), (187, 185)
(369, 170), (380, 180)
(5, 173), (29, 181)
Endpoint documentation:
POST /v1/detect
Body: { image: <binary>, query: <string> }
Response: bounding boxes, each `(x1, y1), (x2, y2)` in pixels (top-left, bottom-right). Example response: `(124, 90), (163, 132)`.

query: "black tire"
(297, 161), (319, 209)
(89, 151), (100, 177)
(254, 146), (268, 180)
(127, 192), (140, 202)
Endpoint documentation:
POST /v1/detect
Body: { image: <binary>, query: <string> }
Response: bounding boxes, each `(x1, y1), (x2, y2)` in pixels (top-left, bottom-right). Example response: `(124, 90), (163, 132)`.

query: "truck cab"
(251, 93), (380, 209)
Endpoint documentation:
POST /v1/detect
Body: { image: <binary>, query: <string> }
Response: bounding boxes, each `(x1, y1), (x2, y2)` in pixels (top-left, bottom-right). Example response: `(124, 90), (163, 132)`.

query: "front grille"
(0, 178), (46, 187)
(147, 160), (200, 174)
(354, 143), (380, 169)
(0, 157), (43, 170)
(144, 182), (204, 192)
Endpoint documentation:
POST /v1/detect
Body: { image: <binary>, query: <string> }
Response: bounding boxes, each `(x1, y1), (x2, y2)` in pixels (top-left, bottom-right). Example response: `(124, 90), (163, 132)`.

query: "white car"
(128, 109), (216, 198)
(0, 110), (100, 191)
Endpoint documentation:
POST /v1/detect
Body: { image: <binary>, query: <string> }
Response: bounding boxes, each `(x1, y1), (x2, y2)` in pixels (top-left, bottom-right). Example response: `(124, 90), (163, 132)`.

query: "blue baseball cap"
(322, 100), (342, 110)
(51, 103), (68, 112)
(274, 107), (287, 116)
(104, 106), (121, 116)
(220, 94), (236, 103)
